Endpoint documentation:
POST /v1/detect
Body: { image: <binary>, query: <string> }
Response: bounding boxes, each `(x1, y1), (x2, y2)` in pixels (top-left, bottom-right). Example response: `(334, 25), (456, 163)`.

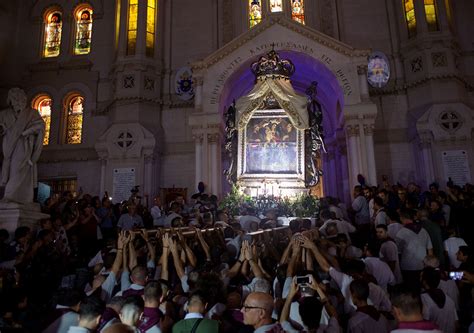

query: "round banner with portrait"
(367, 52), (390, 88)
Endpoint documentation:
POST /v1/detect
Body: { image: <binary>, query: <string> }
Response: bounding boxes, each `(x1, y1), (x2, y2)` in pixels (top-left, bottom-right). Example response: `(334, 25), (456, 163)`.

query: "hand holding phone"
(296, 274), (312, 286)
(449, 271), (464, 281)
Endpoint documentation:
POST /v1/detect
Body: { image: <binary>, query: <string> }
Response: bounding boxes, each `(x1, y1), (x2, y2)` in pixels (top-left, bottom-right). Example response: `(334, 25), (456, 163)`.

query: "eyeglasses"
(242, 305), (265, 312)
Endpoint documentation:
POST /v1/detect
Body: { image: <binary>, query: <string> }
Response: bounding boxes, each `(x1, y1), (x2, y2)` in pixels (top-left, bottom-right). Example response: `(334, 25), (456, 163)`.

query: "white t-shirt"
(329, 205), (344, 220)
(439, 279), (459, 311)
(369, 198), (375, 219)
(164, 212), (181, 227)
(363, 257), (395, 290)
(151, 205), (164, 226)
(329, 267), (391, 314)
(319, 219), (356, 239)
(396, 227), (433, 271)
(117, 214), (144, 230)
(352, 196), (370, 225)
(327, 245), (363, 259)
(443, 237), (467, 269)
(379, 240), (403, 284)
(421, 291), (458, 333)
(387, 223), (403, 240)
(374, 208), (389, 226)
(43, 306), (79, 333)
(239, 215), (261, 231)
(442, 204), (451, 225)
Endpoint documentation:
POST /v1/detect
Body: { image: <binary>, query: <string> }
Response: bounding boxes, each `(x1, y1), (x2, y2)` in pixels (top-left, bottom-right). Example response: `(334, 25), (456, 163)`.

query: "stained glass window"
(146, 0), (156, 57)
(74, 8), (93, 55)
(249, 0), (262, 28)
(404, 0), (417, 38)
(291, 0), (305, 24)
(43, 11), (62, 57)
(66, 96), (84, 144)
(32, 96), (52, 145)
(269, 0), (283, 12)
(424, 0), (439, 31)
(127, 0), (139, 55)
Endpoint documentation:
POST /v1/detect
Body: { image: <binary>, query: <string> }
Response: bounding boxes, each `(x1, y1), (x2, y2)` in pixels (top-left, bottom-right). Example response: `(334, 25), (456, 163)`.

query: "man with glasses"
(241, 292), (281, 333)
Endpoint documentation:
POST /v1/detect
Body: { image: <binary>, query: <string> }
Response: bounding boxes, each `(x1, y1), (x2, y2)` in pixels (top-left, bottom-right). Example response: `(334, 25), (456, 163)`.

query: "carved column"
(326, 148), (337, 198)
(194, 76), (203, 111)
(418, 131), (435, 188)
(193, 133), (204, 188)
(208, 133), (220, 195)
(357, 65), (369, 100)
(336, 144), (349, 202)
(345, 124), (361, 190)
(144, 154), (154, 198)
(364, 124), (377, 186)
(99, 158), (107, 196)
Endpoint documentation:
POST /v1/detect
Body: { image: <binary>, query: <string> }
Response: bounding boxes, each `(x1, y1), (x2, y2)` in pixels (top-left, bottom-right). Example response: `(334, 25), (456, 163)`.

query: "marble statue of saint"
(0, 88), (45, 203)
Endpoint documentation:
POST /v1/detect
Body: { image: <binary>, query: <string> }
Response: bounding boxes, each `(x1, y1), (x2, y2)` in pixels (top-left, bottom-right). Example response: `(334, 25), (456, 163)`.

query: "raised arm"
(195, 228), (211, 261)
(111, 231), (126, 276)
(279, 235), (294, 265)
(228, 241), (247, 279)
(304, 239), (330, 273)
(287, 239), (301, 277)
(128, 233), (138, 271)
(169, 238), (185, 279)
(141, 230), (156, 264)
(178, 230), (197, 268)
(245, 242), (264, 279)
(280, 277), (298, 323)
(309, 278), (338, 319)
(160, 233), (170, 282)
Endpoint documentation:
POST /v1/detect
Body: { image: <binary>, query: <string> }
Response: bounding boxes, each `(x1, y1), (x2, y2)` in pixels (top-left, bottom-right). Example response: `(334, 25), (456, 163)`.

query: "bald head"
(131, 266), (147, 285)
(246, 292), (274, 314)
(242, 292), (274, 329)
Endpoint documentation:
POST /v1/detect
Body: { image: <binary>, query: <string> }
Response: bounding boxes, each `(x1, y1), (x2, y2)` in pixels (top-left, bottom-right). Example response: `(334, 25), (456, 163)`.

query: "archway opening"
(219, 50), (346, 197)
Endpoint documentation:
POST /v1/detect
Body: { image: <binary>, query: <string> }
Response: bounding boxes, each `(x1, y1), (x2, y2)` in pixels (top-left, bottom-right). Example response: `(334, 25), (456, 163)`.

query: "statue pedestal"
(0, 202), (50, 236)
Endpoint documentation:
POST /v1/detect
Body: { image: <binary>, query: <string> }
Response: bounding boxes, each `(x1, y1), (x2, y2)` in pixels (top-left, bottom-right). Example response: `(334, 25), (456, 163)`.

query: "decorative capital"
(417, 131), (433, 148)
(144, 154), (154, 163)
(345, 125), (360, 137)
(192, 133), (204, 143)
(363, 124), (375, 135)
(207, 133), (220, 143)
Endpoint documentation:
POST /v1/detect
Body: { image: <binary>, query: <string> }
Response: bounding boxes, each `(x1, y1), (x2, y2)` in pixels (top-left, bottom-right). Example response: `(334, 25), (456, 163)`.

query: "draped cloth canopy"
(235, 77), (309, 130)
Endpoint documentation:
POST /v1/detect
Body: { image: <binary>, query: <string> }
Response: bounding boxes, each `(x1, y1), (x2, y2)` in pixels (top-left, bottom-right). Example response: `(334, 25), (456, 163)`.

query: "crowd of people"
(0, 180), (474, 333)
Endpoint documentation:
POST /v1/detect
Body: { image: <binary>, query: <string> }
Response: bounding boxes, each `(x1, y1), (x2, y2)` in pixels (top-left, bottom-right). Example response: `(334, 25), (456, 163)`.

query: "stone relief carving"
(116, 131), (135, 150)
(432, 52), (447, 68)
(123, 75), (135, 89)
(438, 110), (462, 134)
(144, 76), (155, 91)
(411, 57), (423, 73)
